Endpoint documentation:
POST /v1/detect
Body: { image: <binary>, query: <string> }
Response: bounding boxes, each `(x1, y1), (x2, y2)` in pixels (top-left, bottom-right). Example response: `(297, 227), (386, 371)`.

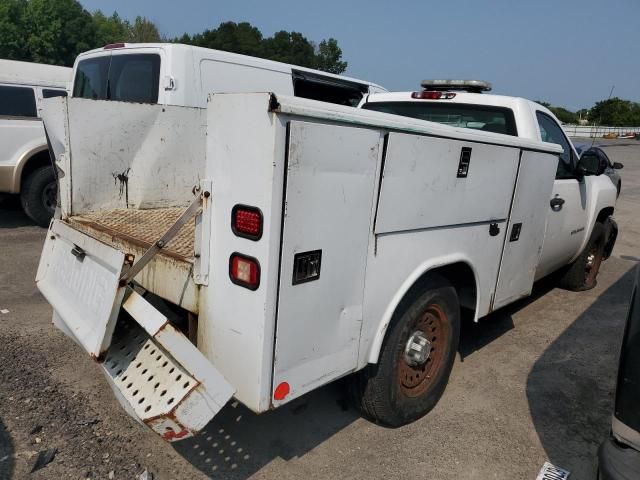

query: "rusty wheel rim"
(585, 244), (603, 286)
(398, 304), (449, 398)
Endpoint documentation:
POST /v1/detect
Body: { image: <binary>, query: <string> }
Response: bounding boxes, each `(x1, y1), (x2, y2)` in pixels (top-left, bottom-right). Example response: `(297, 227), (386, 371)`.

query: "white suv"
(0, 59), (70, 226)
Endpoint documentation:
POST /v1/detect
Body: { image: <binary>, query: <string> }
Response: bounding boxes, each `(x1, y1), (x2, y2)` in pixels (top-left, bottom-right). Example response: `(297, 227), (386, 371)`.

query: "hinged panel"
(274, 120), (381, 404)
(374, 133), (520, 234)
(493, 150), (558, 310)
(36, 219), (127, 357)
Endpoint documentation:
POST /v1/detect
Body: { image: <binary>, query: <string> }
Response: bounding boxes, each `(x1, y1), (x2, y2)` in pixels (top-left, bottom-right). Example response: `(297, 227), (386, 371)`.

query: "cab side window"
(536, 111), (575, 179)
(0, 85), (37, 118)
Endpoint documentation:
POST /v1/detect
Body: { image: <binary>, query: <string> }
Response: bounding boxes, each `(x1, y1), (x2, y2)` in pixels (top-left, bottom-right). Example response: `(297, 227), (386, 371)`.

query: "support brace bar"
(119, 190), (205, 286)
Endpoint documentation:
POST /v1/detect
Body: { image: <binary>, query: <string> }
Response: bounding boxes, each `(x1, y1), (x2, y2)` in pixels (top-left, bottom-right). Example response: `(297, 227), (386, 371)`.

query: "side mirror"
(613, 162), (624, 169)
(578, 153), (605, 176)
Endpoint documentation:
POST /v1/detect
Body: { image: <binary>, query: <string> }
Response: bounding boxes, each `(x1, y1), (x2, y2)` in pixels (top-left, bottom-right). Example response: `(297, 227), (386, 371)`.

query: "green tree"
(549, 107), (577, 124)
(93, 10), (129, 45)
(127, 15), (161, 43)
(262, 30), (316, 67)
(314, 38), (347, 74)
(0, 0), (27, 60)
(188, 22), (263, 57)
(176, 21), (348, 74)
(589, 97), (640, 127)
(22, 0), (96, 66)
(534, 100), (577, 124)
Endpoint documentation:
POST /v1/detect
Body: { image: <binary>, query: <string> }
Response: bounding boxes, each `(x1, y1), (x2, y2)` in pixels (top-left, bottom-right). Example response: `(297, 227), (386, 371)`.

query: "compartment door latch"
(457, 147), (472, 178)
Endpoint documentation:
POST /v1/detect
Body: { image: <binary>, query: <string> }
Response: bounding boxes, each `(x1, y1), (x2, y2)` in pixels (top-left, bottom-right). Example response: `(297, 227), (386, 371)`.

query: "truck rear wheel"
(559, 221), (606, 291)
(20, 166), (57, 228)
(350, 274), (460, 427)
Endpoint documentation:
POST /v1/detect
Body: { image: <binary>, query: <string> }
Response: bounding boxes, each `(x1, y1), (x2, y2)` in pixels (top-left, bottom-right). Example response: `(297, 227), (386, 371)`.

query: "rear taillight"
(229, 253), (261, 290)
(231, 205), (263, 241)
(104, 43), (125, 49)
(410, 91), (456, 100)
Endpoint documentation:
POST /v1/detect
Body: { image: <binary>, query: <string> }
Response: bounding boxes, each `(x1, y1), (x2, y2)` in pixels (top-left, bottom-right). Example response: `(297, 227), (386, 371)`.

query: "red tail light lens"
(103, 43), (125, 49)
(229, 253), (261, 290)
(411, 91), (456, 100)
(232, 205), (263, 241)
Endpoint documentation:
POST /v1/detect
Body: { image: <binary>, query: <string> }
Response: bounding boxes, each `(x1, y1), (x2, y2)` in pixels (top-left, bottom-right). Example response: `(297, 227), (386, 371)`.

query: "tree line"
(0, 0), (348, 73)
(538, 98), (640, 127)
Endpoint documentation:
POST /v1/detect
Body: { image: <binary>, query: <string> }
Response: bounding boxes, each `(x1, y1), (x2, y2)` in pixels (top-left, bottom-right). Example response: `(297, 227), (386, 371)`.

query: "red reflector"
(229, 253), (261, 290)
(232, 205), (263, 241)
(274, 382), (290, 401)
(104, 43), (125, 49)
(411, 91), (456, 100)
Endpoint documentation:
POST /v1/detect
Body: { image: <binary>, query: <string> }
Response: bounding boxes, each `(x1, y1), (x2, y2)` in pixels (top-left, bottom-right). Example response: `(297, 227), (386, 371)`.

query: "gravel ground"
(0, 139), (638, 480)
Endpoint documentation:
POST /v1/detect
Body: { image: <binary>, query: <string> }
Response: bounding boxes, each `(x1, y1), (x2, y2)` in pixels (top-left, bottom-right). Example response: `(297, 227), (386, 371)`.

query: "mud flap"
(102, 290), (235, 441)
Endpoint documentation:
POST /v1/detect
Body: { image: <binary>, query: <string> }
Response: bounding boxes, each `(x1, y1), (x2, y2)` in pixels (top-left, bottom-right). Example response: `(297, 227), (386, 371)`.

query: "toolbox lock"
(489, 223), (500, 237)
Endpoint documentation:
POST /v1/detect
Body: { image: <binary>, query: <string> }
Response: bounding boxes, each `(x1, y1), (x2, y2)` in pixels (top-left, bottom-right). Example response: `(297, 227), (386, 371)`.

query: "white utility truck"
(37, 86), (616, 440)
(0, 59), (70, 226)
(361, 80), (619, 290)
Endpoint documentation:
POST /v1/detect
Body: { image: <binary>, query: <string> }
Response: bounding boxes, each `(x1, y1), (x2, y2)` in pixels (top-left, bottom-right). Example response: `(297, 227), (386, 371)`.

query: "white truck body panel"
(374, 134), (519, 233)
(361, 90), (619, 285)
(273, 121), (381, 403)
(39, 92), (566, 439)
(64, 98), (205, 214)
(202, 93), (561, 408)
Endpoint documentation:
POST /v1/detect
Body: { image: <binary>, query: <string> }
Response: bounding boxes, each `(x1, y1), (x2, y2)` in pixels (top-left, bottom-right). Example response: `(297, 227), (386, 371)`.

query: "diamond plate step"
(101, 290), (234, 441)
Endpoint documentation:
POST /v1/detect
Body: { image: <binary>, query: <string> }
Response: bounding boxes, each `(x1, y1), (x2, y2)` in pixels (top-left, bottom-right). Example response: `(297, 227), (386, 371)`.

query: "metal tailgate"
(36, 219), (128, 358)
(37, 220), (235, 440)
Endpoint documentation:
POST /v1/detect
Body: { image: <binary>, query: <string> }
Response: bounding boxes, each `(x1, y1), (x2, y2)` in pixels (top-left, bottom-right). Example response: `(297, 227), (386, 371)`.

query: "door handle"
(550, 197), (565, 211)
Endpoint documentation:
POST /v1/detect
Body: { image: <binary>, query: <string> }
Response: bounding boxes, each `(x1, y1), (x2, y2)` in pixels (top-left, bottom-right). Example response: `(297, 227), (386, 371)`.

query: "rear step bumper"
(104, 291), (234, 441)
(37, 220), (234, 441)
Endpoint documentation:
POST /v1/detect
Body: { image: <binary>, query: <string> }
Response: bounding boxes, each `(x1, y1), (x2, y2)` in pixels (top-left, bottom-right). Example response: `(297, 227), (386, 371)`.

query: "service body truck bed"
(38, 92), (563, 440)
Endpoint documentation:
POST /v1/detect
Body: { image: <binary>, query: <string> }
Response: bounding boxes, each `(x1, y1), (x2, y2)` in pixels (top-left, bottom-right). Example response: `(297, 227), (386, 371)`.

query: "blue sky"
(79, 0), (639, 110)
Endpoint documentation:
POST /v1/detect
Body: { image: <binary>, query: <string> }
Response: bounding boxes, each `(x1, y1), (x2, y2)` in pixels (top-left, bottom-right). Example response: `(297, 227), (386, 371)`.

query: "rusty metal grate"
(68, 208), (195, 261)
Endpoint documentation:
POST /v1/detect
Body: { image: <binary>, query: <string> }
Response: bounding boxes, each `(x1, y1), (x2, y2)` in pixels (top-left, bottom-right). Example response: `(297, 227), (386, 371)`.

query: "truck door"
(493, 150), (557, 310)
(535, 111), (589, 279)
(273, 121), (381, 404)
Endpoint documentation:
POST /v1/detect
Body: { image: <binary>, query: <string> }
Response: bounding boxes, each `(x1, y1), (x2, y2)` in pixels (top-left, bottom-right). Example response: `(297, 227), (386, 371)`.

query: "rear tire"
(559, 222), (606, 291)
(20, 166), (57, 228)
(350, 274), (460, 427)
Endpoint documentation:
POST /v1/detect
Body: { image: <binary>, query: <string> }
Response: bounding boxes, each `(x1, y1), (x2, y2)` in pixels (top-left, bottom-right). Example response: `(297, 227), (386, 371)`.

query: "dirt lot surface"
(1, 139), (638, 480)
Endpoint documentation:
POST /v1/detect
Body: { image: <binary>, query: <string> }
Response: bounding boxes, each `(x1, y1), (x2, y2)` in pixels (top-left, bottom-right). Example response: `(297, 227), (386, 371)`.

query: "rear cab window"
(293, 70), (369, 107)
(73, 53), (161, 104)
(362, 101), (518, 136)
(0, 85), (37, 118)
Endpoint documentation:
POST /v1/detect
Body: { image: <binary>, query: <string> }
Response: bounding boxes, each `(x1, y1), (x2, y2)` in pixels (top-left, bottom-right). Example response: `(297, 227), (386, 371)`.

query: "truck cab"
(360, 81), (618, 290)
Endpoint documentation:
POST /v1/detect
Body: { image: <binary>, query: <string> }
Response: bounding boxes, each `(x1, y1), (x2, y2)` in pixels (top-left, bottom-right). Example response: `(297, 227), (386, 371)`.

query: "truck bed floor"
(67, 208), (195, 263)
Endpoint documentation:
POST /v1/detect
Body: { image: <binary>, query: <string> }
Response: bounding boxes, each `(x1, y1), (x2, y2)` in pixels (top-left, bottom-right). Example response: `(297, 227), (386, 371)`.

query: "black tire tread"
(20, 166), (55, 228)
(559, 221), (606, 291)
(349, 273), (460, 427)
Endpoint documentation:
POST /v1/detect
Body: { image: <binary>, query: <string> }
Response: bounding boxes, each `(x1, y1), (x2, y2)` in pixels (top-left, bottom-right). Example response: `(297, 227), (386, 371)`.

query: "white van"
(70, 43), (386, 108)
(0, 59), (71, 226)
